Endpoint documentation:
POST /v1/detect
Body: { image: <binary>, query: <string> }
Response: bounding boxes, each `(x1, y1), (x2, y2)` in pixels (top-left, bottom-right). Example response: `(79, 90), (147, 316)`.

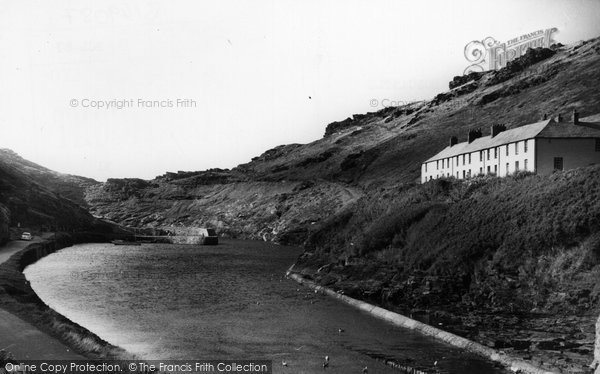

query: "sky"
(1, 0), (600, 181)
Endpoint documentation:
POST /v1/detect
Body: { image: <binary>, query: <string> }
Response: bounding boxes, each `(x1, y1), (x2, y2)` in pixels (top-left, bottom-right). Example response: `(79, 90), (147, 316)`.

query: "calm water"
(24, 240), (506, 374)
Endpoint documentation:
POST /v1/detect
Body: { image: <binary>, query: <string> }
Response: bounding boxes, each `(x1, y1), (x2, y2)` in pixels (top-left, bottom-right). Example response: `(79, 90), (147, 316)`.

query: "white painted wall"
(497, 139), (535, 176)
(421, 138), (536, 183)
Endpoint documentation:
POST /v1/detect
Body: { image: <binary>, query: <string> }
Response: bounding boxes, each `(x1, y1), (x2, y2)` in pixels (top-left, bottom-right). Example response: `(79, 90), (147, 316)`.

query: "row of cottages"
(421, 111), (600, 183)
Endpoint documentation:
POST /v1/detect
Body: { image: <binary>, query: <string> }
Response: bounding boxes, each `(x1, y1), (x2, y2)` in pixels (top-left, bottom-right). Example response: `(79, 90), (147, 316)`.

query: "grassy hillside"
(300, 167), (600, 313)
(0, 203), (9, 245)
(86, 38), (600, 243)
(0, 149), (99, 208)
(235, 39), (600, 187)
(0, 150), (109, 237)
(295, 167), (600, 372)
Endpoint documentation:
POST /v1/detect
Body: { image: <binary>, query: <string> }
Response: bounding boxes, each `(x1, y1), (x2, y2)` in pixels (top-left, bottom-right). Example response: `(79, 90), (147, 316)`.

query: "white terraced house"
(421, 111), (600, 184)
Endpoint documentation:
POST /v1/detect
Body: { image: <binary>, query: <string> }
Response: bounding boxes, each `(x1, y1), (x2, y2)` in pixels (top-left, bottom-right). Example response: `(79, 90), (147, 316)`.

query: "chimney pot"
(491, 124), (506, 137)
(468, 128), (482, 143)
(573, 110), (579, 125)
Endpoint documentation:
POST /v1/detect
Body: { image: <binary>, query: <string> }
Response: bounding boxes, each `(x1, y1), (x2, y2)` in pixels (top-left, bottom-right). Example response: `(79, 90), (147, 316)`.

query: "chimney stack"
(556, 113), (563, 122)
(573, 109), (579, 125)
(543, 113), (548, 120)
(449, 136), (458, 147)
(468, 128), (482, 143)
(491, 124), (506, 137)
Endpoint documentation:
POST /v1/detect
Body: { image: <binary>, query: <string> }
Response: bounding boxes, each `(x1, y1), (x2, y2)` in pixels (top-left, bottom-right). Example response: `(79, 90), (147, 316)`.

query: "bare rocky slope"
(87, 38), (600, 243)
(82, 38), (600, 372)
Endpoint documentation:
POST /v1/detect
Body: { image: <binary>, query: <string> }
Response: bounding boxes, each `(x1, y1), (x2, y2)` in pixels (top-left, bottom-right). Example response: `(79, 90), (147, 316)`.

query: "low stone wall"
(0, 232), (128, 359)
(287, 270), (559, 374)
(168, 235), (204, 245)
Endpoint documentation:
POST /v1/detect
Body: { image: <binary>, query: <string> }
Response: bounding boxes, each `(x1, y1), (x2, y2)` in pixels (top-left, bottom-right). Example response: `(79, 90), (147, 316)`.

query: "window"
(487, 149), (490, 160)
(515, 142), (519, 155)
(554, 157), (563, 171)
(462, 155), (465, 165)
(456, 156), (459, 166)
(487, 166), (490, 174)
(480, 151), (483, 161)
(467, 170), (472, 177)
(462, 170), (465, 178)
(494, 147), (498, 159)
(436, 160), (439, 170)
(425, 163), (427, 172)
(457, 172), (459, 178)
(468, 153), (471, 164)
(506, 145), (509, 156)
(494, 165), (497, 174)
(506, 162), (509, 175)
(515, 161), (519, 171)
(596, 139), (600, 152)
(479, 167), (483, 174)
(524, 159), (528, 170)
(524, 140), (528, 152)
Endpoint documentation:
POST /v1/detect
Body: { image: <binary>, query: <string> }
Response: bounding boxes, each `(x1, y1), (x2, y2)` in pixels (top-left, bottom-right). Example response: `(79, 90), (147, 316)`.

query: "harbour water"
(24, 239), (506, 373)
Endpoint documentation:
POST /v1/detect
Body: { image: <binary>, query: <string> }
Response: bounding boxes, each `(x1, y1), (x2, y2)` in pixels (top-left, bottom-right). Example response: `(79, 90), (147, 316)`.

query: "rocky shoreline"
(0, 233), (131, 361)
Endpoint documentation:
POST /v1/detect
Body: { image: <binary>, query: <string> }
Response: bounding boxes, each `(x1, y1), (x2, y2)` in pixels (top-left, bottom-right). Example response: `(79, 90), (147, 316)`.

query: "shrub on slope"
(303, 166), (600, 312)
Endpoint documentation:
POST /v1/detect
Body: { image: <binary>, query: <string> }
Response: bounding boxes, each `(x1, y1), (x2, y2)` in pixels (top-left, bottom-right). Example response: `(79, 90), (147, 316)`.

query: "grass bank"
(297, 165), (600, 373)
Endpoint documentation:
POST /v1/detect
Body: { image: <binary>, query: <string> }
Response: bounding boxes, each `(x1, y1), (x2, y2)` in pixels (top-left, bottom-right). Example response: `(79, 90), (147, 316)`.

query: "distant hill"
(0, 149), (99, 208)
(0, 149), (104, 244)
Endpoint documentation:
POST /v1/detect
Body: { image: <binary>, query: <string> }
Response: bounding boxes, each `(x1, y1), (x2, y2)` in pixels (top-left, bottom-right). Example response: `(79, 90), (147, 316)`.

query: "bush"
(302, 165), (600, 311)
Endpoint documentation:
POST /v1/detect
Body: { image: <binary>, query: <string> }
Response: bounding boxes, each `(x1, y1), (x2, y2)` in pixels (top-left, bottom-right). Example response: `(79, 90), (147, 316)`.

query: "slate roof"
(425, 114), (600, 163)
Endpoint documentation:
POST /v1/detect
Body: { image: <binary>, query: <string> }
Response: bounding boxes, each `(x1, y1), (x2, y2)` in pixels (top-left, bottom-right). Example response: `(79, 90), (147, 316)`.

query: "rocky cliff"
(86, 176), (361, 244)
